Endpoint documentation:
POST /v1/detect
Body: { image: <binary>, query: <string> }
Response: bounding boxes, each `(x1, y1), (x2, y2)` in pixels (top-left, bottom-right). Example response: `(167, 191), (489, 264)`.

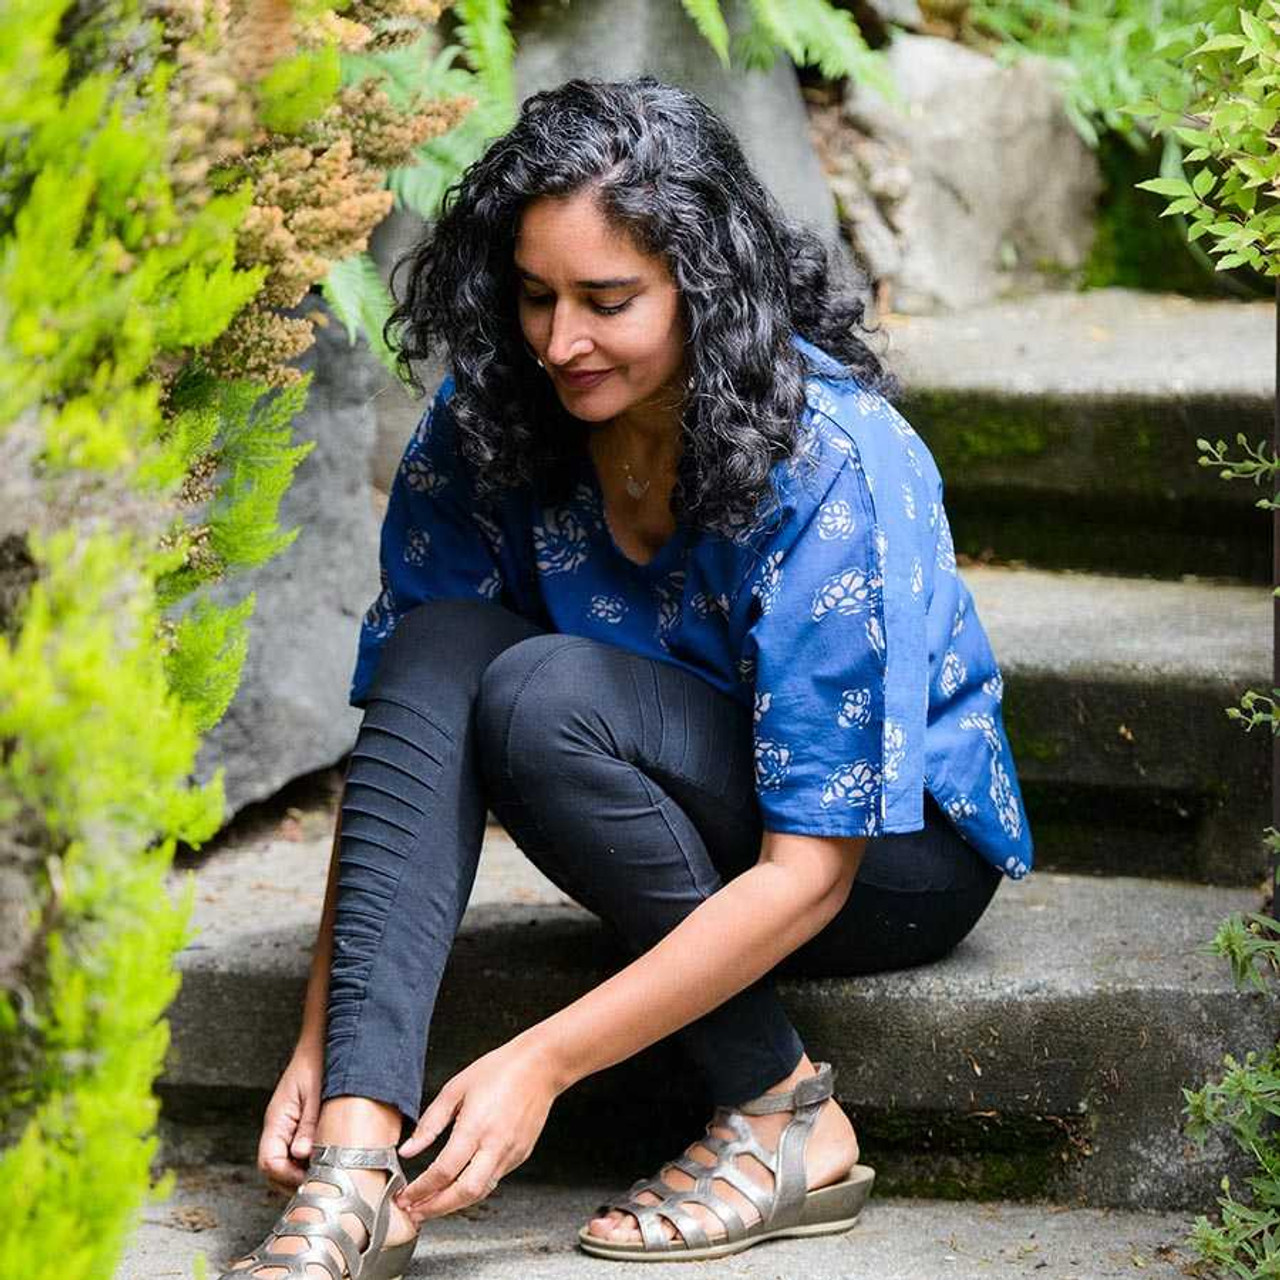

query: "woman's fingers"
(290, 1091), (320, 1162)
(411, 1146), (507, 1221)
(397, 1122), (479, 1213)
(399, 1080), (464, 1159)
(258, 1095), (306, 1189)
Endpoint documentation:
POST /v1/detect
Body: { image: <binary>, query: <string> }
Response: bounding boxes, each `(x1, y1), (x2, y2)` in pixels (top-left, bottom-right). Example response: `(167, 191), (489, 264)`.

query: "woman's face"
(514, 190), (687, 431)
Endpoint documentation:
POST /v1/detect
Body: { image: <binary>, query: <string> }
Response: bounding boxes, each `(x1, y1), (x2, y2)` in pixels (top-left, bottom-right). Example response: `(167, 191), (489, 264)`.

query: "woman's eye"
(519, 291), (632, 317)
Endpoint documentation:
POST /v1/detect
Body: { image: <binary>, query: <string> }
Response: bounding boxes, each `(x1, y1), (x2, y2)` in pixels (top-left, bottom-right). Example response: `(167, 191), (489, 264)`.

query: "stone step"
(886, 288), (1274, 582)
(159, 821), (1271, 1211)
(966, 563), (1270, 884)
(116, 1164), (1202, 1279)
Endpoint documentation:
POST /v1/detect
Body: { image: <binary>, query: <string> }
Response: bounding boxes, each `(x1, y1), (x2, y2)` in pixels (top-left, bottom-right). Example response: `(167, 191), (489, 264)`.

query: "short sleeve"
(740, 452), (893, 838)
(349, 377), (505, 707)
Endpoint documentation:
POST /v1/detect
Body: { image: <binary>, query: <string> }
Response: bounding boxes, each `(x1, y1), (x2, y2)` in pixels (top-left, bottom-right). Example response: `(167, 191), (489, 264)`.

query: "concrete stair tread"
(879, 290), (1273, 581)
(116, 1163), (1201, 1279)
(172, 824), (1261, 998)
(164, 822), (1271, 1209)
(960, 564), (1267, 884)
(886, 287), (1274, 401)
(964, 563), (1268, 687)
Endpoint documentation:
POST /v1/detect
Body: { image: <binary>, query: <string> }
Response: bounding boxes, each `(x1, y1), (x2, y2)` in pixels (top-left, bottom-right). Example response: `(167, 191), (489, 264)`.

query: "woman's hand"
(393, 1034), (560, 1224)
(257, 1039), (325, 1195)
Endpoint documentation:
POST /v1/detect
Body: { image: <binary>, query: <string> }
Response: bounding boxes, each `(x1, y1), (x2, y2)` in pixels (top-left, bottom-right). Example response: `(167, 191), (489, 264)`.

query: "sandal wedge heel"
(577, 1061), (874, 1263)
(219, 1144), (418, 1280)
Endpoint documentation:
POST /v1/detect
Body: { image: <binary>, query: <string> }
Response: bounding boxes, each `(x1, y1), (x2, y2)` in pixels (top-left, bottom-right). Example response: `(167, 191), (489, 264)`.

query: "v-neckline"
(579, 449), (688, 575)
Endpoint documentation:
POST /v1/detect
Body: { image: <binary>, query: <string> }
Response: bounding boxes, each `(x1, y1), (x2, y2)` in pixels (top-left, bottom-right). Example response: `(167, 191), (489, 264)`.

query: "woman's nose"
(544, 303), (594, 366)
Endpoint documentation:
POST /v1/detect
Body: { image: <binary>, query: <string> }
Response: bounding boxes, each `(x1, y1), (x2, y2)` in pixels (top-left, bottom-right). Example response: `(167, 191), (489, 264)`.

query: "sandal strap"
(230, 1241), (345, 1279)
(221, 1144), (408, 1280)
(608, 1191), (712, 1252)
(593, 1066), (842, 1255)
(735, 1062), (835, 1115)
(275, 1221), (363, 1279)
(310, 1143), (405, 1173)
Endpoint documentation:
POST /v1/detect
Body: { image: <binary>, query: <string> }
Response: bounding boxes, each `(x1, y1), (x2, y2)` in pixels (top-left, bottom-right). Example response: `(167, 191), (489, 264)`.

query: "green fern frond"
(454, 0), (516, 126)
(339, 32), (455, 106)
(679, 0), (732, 67)
(321, 252), (399, 379)
(741, 0), (894, 96)
(733, 12), (782, 71)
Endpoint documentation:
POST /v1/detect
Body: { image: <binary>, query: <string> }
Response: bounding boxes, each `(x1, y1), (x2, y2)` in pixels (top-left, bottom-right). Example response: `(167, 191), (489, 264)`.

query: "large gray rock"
(368, 207), (442, 495)
(195, 298), (381, 818)
(828, 34), (1101, 313)
(512, 0), (845, 254)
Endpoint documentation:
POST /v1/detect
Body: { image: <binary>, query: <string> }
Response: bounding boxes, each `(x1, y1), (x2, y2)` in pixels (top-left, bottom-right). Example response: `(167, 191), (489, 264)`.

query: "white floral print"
(939, 649), (967, 698)
(403, 528), (429, 566)
(589, 594), (627, 624)
(883, 718), (906, 783)
(755, 739), (793, 790)
(752, 551), (785, 615)
(534, 507), (590, 575)
(402, 455), (446, 495)
(812, 566), (879, 621)
(820, 759), (880, 809)
(817, 499), (855, 540)
(837, 687), (873, 729)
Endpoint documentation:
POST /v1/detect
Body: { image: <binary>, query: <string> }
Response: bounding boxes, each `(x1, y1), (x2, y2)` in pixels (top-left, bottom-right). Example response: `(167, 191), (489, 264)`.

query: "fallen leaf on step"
(170, 1205), (218, 1232)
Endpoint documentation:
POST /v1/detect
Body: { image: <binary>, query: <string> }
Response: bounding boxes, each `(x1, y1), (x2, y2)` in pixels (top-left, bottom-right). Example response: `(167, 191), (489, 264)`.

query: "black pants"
(321, 600), (1001, 1126)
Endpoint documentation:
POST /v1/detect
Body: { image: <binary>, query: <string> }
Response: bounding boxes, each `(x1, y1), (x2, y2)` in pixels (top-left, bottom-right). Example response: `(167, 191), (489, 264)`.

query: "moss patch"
(856, 1107), (1091, 1201)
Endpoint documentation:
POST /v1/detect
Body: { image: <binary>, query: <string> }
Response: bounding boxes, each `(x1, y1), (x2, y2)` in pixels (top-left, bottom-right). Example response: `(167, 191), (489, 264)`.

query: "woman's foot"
(583, 1055), (860, 1246)
(227, 1099), (420, 1278)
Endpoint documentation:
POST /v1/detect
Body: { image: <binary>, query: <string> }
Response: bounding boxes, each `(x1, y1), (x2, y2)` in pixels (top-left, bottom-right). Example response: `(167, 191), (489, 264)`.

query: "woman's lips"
(559, 368), (613, 389)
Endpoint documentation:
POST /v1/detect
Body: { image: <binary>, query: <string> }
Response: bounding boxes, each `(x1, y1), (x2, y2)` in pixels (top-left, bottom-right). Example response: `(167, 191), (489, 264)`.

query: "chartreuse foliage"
(0, 4), (311, 1279)
(1123, 3), (1280, 1273)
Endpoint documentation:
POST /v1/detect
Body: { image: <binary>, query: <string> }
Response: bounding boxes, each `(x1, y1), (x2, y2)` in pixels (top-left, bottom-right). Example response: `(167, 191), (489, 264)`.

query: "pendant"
(623, 462), (651, 499)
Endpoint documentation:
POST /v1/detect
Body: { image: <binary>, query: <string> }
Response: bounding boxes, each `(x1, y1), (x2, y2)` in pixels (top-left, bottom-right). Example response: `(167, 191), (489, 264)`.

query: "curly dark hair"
(385, 74), (897, 537)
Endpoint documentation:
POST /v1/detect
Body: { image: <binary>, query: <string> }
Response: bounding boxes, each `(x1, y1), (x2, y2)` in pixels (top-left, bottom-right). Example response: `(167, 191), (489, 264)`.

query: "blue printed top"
(352, 334), (1034, 880)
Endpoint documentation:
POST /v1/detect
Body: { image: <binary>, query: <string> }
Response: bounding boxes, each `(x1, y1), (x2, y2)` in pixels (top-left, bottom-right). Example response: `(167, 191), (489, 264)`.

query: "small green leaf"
(1241, 10), (1269, 47)
(1192, 167), (1217, 197)
(1136, 176), (1194, 198)
(1194, 32), (1248, 52)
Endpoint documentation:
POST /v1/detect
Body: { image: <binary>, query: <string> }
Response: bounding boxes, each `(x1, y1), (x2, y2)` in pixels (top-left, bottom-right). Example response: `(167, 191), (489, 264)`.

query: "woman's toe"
(586, 1211), (621, 1240)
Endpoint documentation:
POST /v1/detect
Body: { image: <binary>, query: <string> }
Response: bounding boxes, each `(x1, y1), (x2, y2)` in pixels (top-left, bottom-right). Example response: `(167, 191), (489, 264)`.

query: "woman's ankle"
(763, 1052), (818, 1095)
(314, 1095), (404, 1147)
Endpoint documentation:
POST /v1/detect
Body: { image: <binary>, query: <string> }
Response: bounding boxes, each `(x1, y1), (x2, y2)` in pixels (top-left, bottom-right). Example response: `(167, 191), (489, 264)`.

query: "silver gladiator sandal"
(219, 1144), (418, 1279)
(578, 1061), (875, 1262)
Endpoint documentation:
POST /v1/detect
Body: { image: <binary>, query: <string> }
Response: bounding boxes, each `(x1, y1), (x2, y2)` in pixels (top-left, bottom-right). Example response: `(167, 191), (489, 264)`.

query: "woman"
(222, 75), (1032, 1279)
